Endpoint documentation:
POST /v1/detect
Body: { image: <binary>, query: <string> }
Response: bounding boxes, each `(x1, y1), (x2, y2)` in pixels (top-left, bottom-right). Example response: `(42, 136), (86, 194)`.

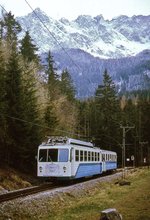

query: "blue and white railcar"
(37, 137), (117, 180)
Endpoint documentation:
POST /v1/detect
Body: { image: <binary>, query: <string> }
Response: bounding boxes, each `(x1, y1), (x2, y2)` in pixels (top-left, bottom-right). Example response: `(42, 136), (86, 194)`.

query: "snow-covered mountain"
(17, 8), (150, 59)
(17, 8), (150, 98)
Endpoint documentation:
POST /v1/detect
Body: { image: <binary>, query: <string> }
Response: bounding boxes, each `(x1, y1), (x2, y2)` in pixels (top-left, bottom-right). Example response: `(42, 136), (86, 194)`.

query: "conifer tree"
(4, 47), (23, 165)
(46, 50), (59, 99)
(0, 40), (7, 164)
(94, 69), (121, 150)
(20, 31), (39, 63)
(19, 62), (42, 170)
(2, 11), (21, 46)
(44, 102), (58, 135)
(43, 51), (59, 136)
(61, 69), (75, 101)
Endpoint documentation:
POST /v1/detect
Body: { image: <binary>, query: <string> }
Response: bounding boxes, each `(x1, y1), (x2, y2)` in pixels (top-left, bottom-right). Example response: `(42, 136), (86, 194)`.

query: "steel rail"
(0, 183), (57, 203)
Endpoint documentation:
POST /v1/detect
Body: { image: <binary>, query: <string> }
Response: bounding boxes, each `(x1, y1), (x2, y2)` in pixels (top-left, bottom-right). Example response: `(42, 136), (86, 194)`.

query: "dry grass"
(0, 167), (31, 191)
(44, 168), (150, 220)
(0, 168), (149, 220)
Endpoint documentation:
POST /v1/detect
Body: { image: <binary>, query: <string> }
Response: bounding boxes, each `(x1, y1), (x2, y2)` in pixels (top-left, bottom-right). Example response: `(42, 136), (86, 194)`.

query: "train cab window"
(88, 151), (91, 161)
(84, 151), (87, 161)
(39, 149), (47, 162)
(75, 150), (79, 161)
(80, 150), (83, 161)
(48, 149), (58, 162)
(59, 149), (68, 162)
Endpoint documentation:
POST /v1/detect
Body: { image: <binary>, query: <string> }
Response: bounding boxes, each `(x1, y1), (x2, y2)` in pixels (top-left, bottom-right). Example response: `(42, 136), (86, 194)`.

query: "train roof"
(101, 149), (117, 154)
(40, 136), (94, 148)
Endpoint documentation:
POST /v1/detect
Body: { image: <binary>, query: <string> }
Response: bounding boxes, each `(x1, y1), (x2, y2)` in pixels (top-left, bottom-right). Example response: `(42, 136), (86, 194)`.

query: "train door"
(102, 153), (106, 172)
(70, 147), (75, 177)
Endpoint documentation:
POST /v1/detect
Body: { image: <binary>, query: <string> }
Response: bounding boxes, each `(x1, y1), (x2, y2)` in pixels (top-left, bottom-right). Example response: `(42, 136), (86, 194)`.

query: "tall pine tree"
(20, 31), (39, 63)
(94, 69), (121, 151)
(43, 51), (59, 136)
(61, 69), (75, 101)
(0, 40), (7, 164)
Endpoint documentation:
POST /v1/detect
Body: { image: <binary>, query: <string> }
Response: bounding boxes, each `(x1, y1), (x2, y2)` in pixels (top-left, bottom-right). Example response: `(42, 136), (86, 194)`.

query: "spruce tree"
(20, 31), (39, 63)
(94, 69), (121, 151)
(43, 51), (59, 136)
(61, 69), (75, 101)
(46, 50), (59, 99)
(21, 69), (42, 170)
(0, 40), (7, 164)
(2, 11), (21, 46)
(5, 48), (23, 166)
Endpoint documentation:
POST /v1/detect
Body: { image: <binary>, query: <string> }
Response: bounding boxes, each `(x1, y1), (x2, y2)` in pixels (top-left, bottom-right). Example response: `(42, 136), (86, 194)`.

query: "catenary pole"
(120, 125), (135, 179)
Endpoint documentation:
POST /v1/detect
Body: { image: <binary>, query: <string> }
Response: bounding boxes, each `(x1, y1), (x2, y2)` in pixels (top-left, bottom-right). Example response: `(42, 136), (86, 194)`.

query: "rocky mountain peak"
(17, 9), (150, 59)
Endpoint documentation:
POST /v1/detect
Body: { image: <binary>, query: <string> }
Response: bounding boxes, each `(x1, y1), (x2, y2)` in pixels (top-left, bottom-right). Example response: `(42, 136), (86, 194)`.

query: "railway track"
(0, 183), (58, 203)
(0, 168), (132, 204)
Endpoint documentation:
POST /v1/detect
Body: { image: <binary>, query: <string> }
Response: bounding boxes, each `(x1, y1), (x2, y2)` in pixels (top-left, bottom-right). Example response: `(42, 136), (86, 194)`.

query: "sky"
(0, 0), (150, 20)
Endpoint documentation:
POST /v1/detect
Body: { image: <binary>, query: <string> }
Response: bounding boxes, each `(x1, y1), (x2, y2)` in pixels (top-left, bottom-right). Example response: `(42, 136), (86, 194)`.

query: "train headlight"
(63, 166), (67, 172)
(39, 166), (43, 172)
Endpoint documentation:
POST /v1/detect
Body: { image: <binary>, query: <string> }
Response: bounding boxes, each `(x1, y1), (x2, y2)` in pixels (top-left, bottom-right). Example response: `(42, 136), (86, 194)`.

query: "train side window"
(92, 152), (94, 161)
(80, 150), (83, 161)
(95, 153), (97, 161)
(85, 151), (87, 161)
(75, 150), (79, 161)
(102, 154), (105, 161)
(98, 153), (100, 161)
(88, 151), (91, 161)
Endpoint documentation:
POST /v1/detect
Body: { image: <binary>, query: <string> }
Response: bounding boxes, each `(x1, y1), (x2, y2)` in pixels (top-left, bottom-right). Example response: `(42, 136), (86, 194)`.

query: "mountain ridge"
(17, 8), (150, 59)
(17, 8), (150, 98)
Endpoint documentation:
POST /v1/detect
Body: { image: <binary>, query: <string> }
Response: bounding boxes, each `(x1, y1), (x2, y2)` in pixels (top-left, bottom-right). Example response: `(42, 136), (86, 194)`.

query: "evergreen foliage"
(0, 40), (7, 164)
(0, 10), (149, 173)
(20, 31), (39, 63)
(94, 69), (121, 151)
(2, 11), (21, 47)
(43, 51), (59, 136)
(61, 69), (75, 101)
(45, 50), (59, 99)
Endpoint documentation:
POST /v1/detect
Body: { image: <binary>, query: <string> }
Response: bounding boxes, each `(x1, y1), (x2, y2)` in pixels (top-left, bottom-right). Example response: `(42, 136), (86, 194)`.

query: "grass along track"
(0, 168), (149, 219)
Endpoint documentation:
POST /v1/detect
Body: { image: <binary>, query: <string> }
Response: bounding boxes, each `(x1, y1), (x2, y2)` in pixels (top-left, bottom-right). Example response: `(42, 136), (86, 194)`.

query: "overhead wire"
(0, 2), (102, 139)
(24, 0), (84, 75)
(0, 4), (86, 138)
(24, 0), (96, 93)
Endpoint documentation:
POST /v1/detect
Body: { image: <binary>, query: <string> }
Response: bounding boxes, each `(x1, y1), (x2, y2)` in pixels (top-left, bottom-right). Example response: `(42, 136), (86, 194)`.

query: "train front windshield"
(39, 148), (69, 162)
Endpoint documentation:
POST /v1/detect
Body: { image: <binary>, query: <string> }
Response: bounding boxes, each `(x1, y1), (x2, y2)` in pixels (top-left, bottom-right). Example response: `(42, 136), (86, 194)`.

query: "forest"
(0, 11), (150, 174)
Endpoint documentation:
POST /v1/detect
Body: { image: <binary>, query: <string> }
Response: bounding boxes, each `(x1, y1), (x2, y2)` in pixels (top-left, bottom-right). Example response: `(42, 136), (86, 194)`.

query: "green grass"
(44, 168), (150, 220)
(0, 168), (150, 220)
